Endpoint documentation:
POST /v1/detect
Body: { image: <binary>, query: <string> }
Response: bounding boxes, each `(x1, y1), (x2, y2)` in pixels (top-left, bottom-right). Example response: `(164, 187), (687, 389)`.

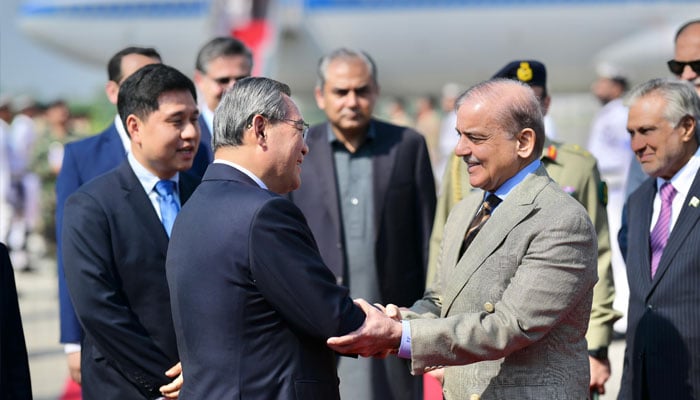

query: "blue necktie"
(154, 180), (180, 237)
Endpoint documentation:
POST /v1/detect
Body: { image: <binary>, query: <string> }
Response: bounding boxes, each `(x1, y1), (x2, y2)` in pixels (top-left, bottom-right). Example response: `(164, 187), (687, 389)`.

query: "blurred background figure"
(0, 95), (13, 245)
(30, 99), (77, 257)
(385, 96), (414, 127)
(7, 95), (42, 272)
(587, 64), (632, 336)
(435, 82), (464, 190)
(414, 95), (441, 178)
(669, 19), (700, 96)
(193, 36), (253, 169)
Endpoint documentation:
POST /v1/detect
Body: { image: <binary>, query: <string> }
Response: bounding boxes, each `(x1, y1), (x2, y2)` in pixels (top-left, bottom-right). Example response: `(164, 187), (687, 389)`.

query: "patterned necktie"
(650, 182), (677, 278)
(154, 180), (180, 237)
(459, 193), (502, 259)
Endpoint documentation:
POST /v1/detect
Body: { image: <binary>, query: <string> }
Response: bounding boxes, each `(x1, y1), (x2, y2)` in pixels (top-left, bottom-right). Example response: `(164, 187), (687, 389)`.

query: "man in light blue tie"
(619, 78), (700, 399)
(61, 63), (201, 399)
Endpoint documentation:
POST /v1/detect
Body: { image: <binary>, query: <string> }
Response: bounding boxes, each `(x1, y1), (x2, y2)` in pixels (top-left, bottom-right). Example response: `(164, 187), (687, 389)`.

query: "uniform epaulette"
(557, 143), (595, 160)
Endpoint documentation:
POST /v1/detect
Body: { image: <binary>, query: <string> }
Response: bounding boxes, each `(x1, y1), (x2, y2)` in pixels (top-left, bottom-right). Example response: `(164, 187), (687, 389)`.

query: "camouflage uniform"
(428, 138), (621, 351)
(30, 128), (76, 251)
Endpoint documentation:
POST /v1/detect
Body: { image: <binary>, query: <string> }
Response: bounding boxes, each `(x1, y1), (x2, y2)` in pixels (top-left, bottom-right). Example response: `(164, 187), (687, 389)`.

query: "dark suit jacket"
(166, 163), (365, 400)
(0, 243), (32, 400)
(288, 119), (436, 307)
(619, 170), (700, 399)
(61, 160), (199, 399)
(56, 120), (210, 345)
(189, 115), (212, 178)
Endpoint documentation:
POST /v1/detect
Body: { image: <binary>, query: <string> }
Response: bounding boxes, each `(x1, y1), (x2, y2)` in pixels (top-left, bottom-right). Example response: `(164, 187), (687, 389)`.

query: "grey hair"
(455, 78), (545, 157)
(316, 48), (377, 89)
(212, 77), (291, 149)
(195, 37), (253, 73)
(625, 78), (700, 143)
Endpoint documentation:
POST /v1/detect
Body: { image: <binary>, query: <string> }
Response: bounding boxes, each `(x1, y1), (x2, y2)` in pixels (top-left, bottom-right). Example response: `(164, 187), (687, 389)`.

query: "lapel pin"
(690, 196), (700, 208)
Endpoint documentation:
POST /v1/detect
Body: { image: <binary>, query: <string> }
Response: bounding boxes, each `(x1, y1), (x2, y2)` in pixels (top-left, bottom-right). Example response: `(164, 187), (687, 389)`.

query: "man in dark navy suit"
(55, 46), (162, 384)
(193, 36), (253, 164)
(62, 64), (201, 399)
(167, 77), (366, 399)
(620, 78), (700, 399)
(55, 47), (209, 384)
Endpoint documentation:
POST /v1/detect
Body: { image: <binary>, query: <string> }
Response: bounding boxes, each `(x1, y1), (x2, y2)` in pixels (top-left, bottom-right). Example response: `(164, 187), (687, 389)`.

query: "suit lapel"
(308, 123), (343, 241)
(649, 169), (700, 293)
(442, 166), (549, 316)
(632, 181), (656, 293)
(371, 120), (397, 240)
(102, 123), (127, 167)
(117, 161), (170, 254)
(198, 115), (213, 159)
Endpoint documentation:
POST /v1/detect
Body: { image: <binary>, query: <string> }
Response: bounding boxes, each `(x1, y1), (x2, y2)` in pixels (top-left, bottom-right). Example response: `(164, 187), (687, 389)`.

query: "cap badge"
(517, 62), (533, 82)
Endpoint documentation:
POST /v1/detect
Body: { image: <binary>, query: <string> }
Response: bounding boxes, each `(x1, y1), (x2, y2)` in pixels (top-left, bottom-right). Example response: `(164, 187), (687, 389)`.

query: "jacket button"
(470, 394), (481, 400)
(484, 302), (495, 313)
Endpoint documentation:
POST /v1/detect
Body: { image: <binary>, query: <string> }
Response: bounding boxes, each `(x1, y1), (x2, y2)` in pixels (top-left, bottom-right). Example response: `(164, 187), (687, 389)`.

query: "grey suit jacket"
(407, 165), (598, 399)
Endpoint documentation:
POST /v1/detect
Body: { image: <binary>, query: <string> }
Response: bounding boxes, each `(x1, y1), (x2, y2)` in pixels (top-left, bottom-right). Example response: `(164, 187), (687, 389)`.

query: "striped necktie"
(459, 193), (502, 259)
(650, 182), (676, 278)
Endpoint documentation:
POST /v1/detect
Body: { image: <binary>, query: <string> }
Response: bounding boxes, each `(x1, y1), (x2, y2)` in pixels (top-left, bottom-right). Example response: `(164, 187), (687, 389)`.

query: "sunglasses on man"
(668, 59), (700, 76)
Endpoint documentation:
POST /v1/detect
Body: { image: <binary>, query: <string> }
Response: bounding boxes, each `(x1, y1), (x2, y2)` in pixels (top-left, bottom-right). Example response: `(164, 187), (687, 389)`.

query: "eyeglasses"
(208, 74), (250, 86)
(277, 118), (309, 139)
(667, 59), (700, 76)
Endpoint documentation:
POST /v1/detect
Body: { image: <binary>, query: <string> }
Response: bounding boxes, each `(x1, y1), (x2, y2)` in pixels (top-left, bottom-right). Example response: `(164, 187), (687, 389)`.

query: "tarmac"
(15, 251), (626, 400)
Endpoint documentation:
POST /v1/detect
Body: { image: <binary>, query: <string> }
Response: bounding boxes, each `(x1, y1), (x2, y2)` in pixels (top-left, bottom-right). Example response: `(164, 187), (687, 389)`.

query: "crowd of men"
(3, 17), (700, 400)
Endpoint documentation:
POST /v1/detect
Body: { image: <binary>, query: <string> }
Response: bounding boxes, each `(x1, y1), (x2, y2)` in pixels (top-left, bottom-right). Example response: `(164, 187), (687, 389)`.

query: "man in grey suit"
(329, 79), (598, 399)
(619, 79), (700, 399)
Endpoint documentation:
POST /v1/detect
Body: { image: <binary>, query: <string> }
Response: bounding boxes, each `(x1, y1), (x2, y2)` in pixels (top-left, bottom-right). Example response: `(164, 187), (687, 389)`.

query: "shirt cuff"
(397, 320), (412, 359)
(64, 343), (81, 354)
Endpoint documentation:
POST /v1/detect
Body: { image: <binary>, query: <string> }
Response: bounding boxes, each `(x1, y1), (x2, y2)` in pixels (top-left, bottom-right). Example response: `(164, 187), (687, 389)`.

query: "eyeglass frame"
(207, 74), (251, 86)
(245, 114), (309, 140)
(667, 59), (700, 76)
(276, 118), (309, 140)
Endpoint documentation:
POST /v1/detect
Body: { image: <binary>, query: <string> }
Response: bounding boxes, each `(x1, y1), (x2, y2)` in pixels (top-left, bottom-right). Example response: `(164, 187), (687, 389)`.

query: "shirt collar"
(115, 114), (131, 154)
(127, 152), (179, 195)
(491, 159), (542, 201)
(213, 159), (268, 190)
(656, 145), (700, 198)
(327, 121), (376, 144)
(201, 105), (214, 134)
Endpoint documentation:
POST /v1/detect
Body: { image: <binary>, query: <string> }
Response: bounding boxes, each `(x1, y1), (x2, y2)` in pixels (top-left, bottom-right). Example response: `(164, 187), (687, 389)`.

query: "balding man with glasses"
(193, 37), (253, 167)
(669, 19), (700, 96)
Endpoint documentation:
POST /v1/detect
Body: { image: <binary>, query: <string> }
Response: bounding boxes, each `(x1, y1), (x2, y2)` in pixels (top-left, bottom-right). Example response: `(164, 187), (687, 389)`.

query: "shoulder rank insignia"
(599, 181), (608, 207)
(546, 144), (557, 161)
(517, 62), (533, 82)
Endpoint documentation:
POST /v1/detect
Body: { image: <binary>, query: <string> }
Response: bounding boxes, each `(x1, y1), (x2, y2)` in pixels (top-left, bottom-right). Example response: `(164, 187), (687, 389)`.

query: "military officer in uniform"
(427, 60), (621, 396)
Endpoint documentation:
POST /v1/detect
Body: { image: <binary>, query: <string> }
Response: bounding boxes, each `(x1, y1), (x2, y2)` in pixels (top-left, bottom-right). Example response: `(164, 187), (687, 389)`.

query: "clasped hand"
(327, 298), (405, 358)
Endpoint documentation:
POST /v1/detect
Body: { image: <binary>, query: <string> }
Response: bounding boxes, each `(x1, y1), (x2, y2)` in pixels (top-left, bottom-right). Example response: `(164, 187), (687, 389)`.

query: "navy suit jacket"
(0, 243), (32, 400)
(62, 160), (199, 399)
(288, 120), (436, 307)
(619, 170), (700, 399)
(56, 120), (210, 345)
(167, 163), (365, 400)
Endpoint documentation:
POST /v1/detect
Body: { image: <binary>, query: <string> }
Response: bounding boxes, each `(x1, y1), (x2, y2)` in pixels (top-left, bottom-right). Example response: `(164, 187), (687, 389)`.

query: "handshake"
(327, 299), (407, 359)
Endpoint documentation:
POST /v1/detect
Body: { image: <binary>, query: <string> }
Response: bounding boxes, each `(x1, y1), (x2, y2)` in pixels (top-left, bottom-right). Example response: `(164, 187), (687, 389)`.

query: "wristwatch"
(588, 347), (608, 360)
